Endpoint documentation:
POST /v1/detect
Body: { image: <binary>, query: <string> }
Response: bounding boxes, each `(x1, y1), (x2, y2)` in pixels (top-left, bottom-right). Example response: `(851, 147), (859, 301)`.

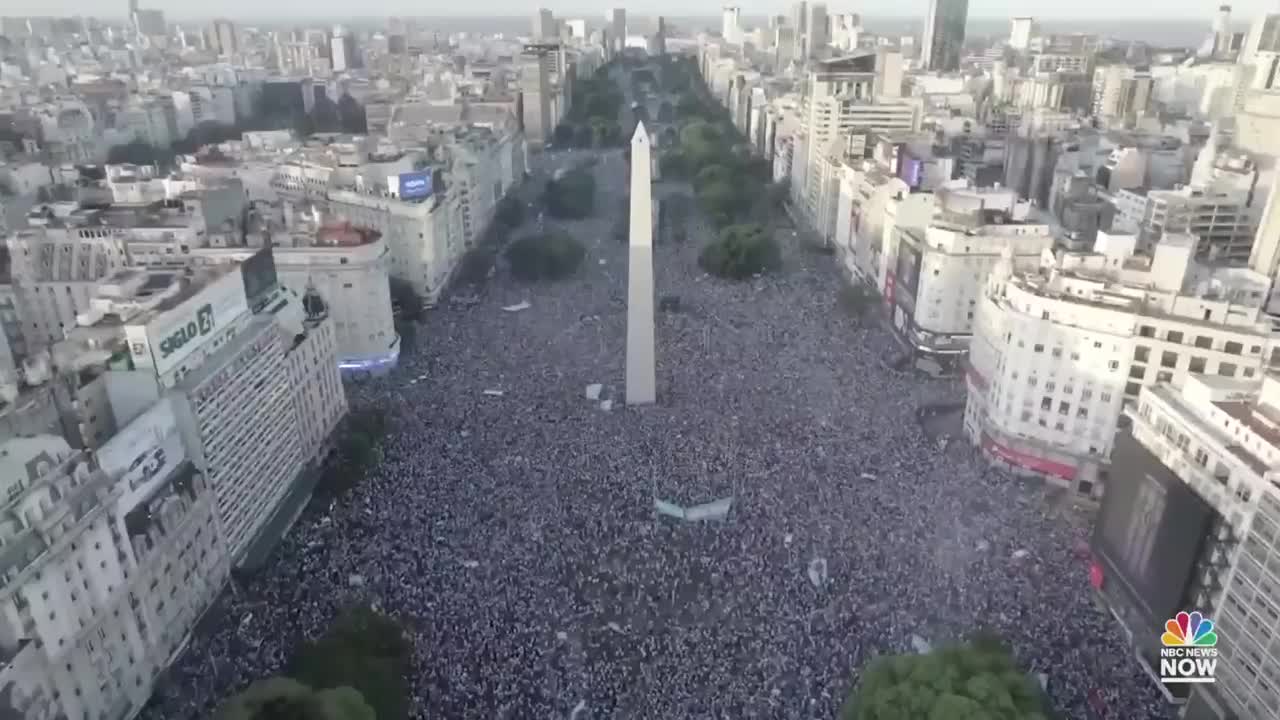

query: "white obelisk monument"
(626, 122), (657, 405)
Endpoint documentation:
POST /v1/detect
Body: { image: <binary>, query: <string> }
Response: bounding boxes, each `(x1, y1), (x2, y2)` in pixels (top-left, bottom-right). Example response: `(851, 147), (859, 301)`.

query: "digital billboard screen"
(399, 172), (432, 200)
(893, 240), (923, 314)
(897, 155), (923, 188)
(1092, 430), (1216, 627)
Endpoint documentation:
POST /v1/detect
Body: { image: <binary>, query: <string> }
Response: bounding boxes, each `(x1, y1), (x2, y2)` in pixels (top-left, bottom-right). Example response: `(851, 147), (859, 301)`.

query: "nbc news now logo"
(1160, 611), (1219, 685)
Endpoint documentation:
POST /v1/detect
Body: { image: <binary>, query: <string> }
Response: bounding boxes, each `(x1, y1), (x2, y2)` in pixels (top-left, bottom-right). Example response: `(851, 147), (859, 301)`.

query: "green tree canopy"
(505, 229), (586, 281)
(215, 677), (375, 720)
(698, 223), (780, 279)
(544, 169), (596, 219)
(842, 641), (1052, 720)
(290, 607), (412, 720)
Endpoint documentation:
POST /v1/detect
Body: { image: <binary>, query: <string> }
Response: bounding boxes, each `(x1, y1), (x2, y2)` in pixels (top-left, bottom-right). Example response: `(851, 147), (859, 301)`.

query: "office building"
(132, 9), (165, 37)
(1010, 16), (1035, 51)
(722, 6), (742, 45)
(1111, 185), (1256, 264)
(965, 232), (1276, 497)
(533, 8), (557, 41)
(610, 8), (626, 56)
(921, 0), (968, 72)
(886, 187), (1053, 365)
(806, 3), (828, 58)
(212, 19), (237, 56)
(0, 431), (227, 720)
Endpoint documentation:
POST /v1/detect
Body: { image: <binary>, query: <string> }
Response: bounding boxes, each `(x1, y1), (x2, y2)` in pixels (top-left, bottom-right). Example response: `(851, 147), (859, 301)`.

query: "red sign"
(981, 434), (1078, 481)
(1089, 562), (1104, 589)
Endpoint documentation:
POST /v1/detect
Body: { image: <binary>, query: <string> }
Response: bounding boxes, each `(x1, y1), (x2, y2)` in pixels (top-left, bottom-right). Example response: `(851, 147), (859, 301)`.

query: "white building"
(965, 232), (1277, 498)
(59, 263), (346, 562)
(1009, 17), (1035, 51)
(886, 188), (1054, 365)
(327, 188), (459, 306)
(192, 222), (399, 376)
(721, 6), (742, 45)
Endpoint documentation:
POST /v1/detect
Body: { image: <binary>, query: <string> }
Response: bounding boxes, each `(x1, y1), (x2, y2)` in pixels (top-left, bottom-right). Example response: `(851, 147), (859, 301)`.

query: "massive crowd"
(140, 149), (1174, 720)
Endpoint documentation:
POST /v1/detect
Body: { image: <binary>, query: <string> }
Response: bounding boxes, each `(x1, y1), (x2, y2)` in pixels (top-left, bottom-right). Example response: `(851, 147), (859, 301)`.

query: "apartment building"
(1112, 185), (1256, 263)
(1190, 465), (1280, 720)
(965, 232), (1277, 497)
(887, 187), (1054, 366)
(327, 187), (459, 306)
(55, 261), (345, 561)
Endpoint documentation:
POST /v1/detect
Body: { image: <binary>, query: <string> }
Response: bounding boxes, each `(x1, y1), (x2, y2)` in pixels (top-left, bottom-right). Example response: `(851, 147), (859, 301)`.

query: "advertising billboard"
(97, 396), (188, 510)
(241, 247), (279, 308)
(893, 240), (923, 315)
(897, 154), (923, 189)
(127, 270), (250, 378)
(399, 172), (432, 200)
(1092, 430), (1216, 628)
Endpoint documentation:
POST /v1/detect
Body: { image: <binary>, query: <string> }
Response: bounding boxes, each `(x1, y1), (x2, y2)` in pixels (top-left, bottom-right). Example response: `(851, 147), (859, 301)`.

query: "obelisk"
(626, 122), (657, 405)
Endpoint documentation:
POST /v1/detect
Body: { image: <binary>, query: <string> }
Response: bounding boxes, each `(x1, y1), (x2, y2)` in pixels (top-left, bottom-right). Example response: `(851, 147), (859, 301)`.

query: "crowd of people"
(140, 149), (1175, 720)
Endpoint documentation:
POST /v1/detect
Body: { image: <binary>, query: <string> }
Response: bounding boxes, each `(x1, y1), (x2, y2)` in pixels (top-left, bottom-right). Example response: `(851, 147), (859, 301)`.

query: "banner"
(653, 496), (733, 522)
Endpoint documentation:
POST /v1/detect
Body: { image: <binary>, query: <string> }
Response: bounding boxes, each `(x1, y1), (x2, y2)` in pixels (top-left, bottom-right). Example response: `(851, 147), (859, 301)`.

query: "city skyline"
(2, 2), (1274, 23)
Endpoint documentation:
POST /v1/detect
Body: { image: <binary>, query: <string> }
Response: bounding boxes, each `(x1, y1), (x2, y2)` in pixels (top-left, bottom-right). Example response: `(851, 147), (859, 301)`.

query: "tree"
(215, 677), (375, 720)
(657, 101), (674, 123)
(291, 607), (412, 720)
(544, 170), (595, 219)
(841, 640), (1051, 720)
(505, 230), (586, 281)
(698, 224), (780, 279)
(495, 196), (524, 228)
(613, 194), (630, 242)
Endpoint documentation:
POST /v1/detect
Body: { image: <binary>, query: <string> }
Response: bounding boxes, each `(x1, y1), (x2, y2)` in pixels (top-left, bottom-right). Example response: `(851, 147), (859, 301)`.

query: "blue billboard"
(399, 172), (432, 200)
(897, 155), (923, 189)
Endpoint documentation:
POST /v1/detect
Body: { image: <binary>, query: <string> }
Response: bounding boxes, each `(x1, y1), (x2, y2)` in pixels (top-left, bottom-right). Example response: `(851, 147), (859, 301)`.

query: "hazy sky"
(5, 0), (1277, 25)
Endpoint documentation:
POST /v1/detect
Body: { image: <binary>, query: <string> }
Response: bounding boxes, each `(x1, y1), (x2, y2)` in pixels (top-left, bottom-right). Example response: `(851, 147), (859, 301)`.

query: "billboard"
(399, 171), (432, 200)
(126, 270), (249, 378)
(241, 247), (279, 309)
(893, 239), (923, 315)
(1092, 430), (1216, 629)
(897, 154), (923, 189)
(97, 396), (188, 510)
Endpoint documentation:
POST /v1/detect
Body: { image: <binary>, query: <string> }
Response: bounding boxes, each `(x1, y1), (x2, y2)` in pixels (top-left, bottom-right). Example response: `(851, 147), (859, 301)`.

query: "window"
(1042, 397), (1053, 410)
(1081, 389), (1093, 401)
(1045, 381), (1056, 392)
(1161, 351), (1178, 368)
(1059, 402), (1070, 415)
(1129, 365), (1145, 379)
(1077, 407), (1089, 419)
(1052, 347), (1062, 358)
(1245, 368), (1256, 378)
(1134, 346), (1150, 363)
(1220, 363), (1238, 378)
(1156, 371), (1173, 383)
(1194, 448), (1209, 467)
(1251, 345), (1262, 354)
(1195, 335), (1213, 349)
(1125, 382), (1142, 397)
(1166, 331), (1183, 344)
(1225, 341), (1243, 355)
(1020, 411), (1032, 422)
(1034, 344), (1045, 353)
(1139, 325), (1156, 337)
(1189, 357), (1207, 373)
(1109, 360), (1120, 370)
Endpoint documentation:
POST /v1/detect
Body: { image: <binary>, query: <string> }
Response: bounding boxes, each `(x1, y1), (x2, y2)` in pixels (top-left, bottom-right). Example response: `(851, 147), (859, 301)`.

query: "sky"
(5, 0), (1277, 28)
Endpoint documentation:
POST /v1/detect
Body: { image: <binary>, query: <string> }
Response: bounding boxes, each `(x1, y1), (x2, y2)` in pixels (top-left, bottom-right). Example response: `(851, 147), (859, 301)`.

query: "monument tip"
(631, 121), (649, 144)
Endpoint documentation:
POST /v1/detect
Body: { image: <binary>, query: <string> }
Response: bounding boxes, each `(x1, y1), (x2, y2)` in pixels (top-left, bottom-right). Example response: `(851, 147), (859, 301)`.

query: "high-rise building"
(1211, 4), (1233, 58)
(656, 16), (667, 55)
(611, 8), (626, 55)
(329, 26), (360, 73)
(132, 8), (165, 37)
(791, 0), (808, 60)
(921, 0), (968, 72)
(212, 18), (237, 56)
(1009, 16), (1035, 51)
(722, 6), (742, 45)
(533, 8), (557, 40)
(805, 3), (828, 57)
